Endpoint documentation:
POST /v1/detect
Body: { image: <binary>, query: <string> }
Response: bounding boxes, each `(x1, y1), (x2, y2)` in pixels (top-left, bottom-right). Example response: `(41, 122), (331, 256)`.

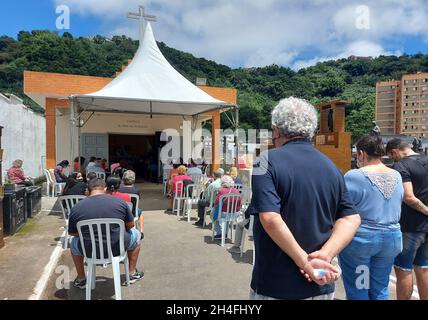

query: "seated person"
(86, 157), (96, 171)
(86, 172), (98, 183)
(229, 166), (243, 185)
(62, 172), (87, 196)
(73, 157), (86, 173)
(119, 170), (141, 196)
(101, 159), (108, 172)
(212, 175), (241, 239)
(228, 204), (253, 254)
(86, 160), (105, 175)
(166, 163), (180, 193)
(194, 168), (224, 226)
(110, 160), (121, 173)
(7, 159), (33, 186)
(165, 165), (192, 213)
(187, 159), (203, 176)
(54, 160), (70, 183)
(119, 170), (143, 217)
(68, 178), (144, 289)
(106, 176), (131, 203)
(106, 176), (144, 232)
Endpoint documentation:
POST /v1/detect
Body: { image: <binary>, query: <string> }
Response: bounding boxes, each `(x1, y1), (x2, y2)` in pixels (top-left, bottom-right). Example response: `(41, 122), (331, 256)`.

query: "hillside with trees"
(2, 30), (428, 140)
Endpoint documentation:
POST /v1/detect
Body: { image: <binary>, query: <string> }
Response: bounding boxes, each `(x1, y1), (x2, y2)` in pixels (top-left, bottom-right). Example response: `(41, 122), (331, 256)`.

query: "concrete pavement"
(0, 183), (415, 300)
(0, 196), (65, 300)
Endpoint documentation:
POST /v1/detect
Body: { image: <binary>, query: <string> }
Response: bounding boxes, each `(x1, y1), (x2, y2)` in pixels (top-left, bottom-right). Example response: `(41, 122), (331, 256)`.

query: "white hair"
(123, 170), (136, 185)
(271, 97), (318, 139)
(221, 175), (235, 188)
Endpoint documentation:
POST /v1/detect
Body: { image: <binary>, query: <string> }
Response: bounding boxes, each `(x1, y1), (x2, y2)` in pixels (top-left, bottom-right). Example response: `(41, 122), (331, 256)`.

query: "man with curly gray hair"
(250, 97), (361, 300)
(271, 96), (318, 142)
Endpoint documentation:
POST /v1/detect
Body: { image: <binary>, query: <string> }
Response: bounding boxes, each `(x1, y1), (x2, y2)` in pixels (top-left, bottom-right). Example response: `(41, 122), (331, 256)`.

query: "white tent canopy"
(72, 22), (235, 116)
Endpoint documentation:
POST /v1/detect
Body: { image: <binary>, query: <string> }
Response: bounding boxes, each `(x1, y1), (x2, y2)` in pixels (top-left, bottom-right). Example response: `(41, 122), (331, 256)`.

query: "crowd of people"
(249, 97), (427, 300)
(165, 162), (246, 243)
(6, 96), (427, 301)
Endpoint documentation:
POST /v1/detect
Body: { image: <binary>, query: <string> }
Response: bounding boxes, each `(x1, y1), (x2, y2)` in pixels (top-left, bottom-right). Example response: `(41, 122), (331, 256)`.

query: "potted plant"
(4, 178), (15, 192)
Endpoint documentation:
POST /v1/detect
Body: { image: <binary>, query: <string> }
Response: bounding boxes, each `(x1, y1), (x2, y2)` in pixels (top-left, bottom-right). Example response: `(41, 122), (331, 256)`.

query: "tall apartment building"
(375, 80), (401, 135)
(401, 73), (428, 137)
(375, 72), (428, 137)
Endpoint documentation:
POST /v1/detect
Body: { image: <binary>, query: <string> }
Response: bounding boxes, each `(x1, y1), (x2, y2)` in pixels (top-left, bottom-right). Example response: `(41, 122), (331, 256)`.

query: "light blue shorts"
(70, 228), (141, 256)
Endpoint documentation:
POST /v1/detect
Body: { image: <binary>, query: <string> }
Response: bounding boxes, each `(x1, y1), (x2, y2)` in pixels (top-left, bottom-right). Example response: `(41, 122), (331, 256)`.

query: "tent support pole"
(77, 105), (82, 172)
(70, 97), (75, 165)
(235, 106), (239, 168)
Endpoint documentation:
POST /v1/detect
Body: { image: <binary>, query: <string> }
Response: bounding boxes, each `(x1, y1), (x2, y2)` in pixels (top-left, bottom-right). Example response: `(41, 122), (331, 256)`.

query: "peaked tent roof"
(73, 22), (235, 116)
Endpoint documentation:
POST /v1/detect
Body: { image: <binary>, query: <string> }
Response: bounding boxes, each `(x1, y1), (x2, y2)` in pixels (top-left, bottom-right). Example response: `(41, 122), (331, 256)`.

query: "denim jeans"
(338, 227), (402, 300)
(394, 232), (428, 271)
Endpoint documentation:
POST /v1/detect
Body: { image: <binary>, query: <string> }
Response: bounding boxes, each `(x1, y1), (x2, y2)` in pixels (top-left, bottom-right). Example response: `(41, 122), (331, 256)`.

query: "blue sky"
(1, 0), (428, 70)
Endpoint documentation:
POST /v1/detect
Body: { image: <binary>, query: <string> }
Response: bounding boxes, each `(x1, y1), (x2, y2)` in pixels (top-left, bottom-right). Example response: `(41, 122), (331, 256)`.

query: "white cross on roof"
(127, 5), (157, 41)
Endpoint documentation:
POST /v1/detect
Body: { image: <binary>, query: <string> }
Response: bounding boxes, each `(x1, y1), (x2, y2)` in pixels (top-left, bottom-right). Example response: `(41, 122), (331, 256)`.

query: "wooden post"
(45, 98), (70, 169)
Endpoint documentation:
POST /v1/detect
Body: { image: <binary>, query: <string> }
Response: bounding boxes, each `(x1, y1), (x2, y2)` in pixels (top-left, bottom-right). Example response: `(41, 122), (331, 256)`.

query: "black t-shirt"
(118, 185), (141, 213)
(64, 182), (87, 196)
(118, 185), (140, 197)
(393, 155), (428, 232)
(68, 194), (134, 257)
(250, 140), (357, 299)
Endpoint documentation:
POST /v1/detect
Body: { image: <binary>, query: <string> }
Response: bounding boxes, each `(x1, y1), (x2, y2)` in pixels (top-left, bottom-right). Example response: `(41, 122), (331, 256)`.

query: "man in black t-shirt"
(387, 138), (428, 300)
(250, 97), (361, 300)
(68, 178), (144, 289)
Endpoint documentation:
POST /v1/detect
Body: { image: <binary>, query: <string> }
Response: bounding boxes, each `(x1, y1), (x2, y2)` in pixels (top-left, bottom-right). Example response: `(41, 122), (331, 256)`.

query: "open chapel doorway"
(108, 134), (158, 182)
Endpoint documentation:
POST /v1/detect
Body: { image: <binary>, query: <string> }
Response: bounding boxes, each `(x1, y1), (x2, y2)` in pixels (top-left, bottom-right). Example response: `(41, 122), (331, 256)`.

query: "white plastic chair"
(128, 194), (140, 218)
(203, 187), (217, 228)
(162, 168), (171, 195)
(240, 215), (255, 264)
(189, 173), (203, 186)
(76, 218), (130, 300)
(240, 187), (252, 212)
(59, 195), (86, 249)
(95, 172), (106, 180)
(173, 180), (186, 217)
(212, 193), (242, 247)
(44, 169), (53, 197)
(183, 184), (202, 222)
(234, 183), (244, 193)
(126, 202), (138, 228)
(49, 169), (66, 197)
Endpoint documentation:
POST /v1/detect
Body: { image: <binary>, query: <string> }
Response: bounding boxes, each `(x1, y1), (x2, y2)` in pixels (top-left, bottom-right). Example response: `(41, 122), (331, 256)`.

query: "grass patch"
(15, 219), (38, 236)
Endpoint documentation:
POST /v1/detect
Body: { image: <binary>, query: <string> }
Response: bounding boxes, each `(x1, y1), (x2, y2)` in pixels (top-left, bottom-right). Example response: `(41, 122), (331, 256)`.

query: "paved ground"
(44, 184), (254, 300)
(0, 196), (64, 300)
(0, 183), (414, 300)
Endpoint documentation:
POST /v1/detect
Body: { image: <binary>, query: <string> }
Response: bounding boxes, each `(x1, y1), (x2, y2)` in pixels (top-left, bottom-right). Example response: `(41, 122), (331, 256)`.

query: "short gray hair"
(214, 168), (224, 179)
(221, 175), (234, 188)
(123, 170), (136, 185)
(272, 97), (318, 139)
(12, 159), (23, 168)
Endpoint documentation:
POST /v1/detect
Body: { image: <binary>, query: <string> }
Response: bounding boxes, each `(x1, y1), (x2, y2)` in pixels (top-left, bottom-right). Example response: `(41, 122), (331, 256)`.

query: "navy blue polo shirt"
(250, 139), (357, 299)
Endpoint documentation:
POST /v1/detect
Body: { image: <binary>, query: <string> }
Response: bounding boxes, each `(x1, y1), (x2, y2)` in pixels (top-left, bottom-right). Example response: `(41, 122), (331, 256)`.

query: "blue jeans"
(338, 227), (402, 300)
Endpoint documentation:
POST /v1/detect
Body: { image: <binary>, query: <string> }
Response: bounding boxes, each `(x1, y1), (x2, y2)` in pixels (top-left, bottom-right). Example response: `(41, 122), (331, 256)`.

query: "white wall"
(55, 111), (206, 163)
(0, 94), (46, 179)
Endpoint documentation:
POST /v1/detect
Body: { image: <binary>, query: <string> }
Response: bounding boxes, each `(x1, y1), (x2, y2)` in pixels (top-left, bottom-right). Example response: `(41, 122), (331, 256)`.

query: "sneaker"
(228, 246), (241, 254)
(193, 220), (203, 226)
(73, 277), (86, 289)
(129, 270), (145, 284)
(164, 209), (173, 213)
(214, 234), (222, 240)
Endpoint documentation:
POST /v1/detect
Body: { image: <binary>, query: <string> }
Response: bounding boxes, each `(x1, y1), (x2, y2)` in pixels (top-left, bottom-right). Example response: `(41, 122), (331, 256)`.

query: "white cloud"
(54, 0), (428, 68)
(293, 40), (403, 70)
